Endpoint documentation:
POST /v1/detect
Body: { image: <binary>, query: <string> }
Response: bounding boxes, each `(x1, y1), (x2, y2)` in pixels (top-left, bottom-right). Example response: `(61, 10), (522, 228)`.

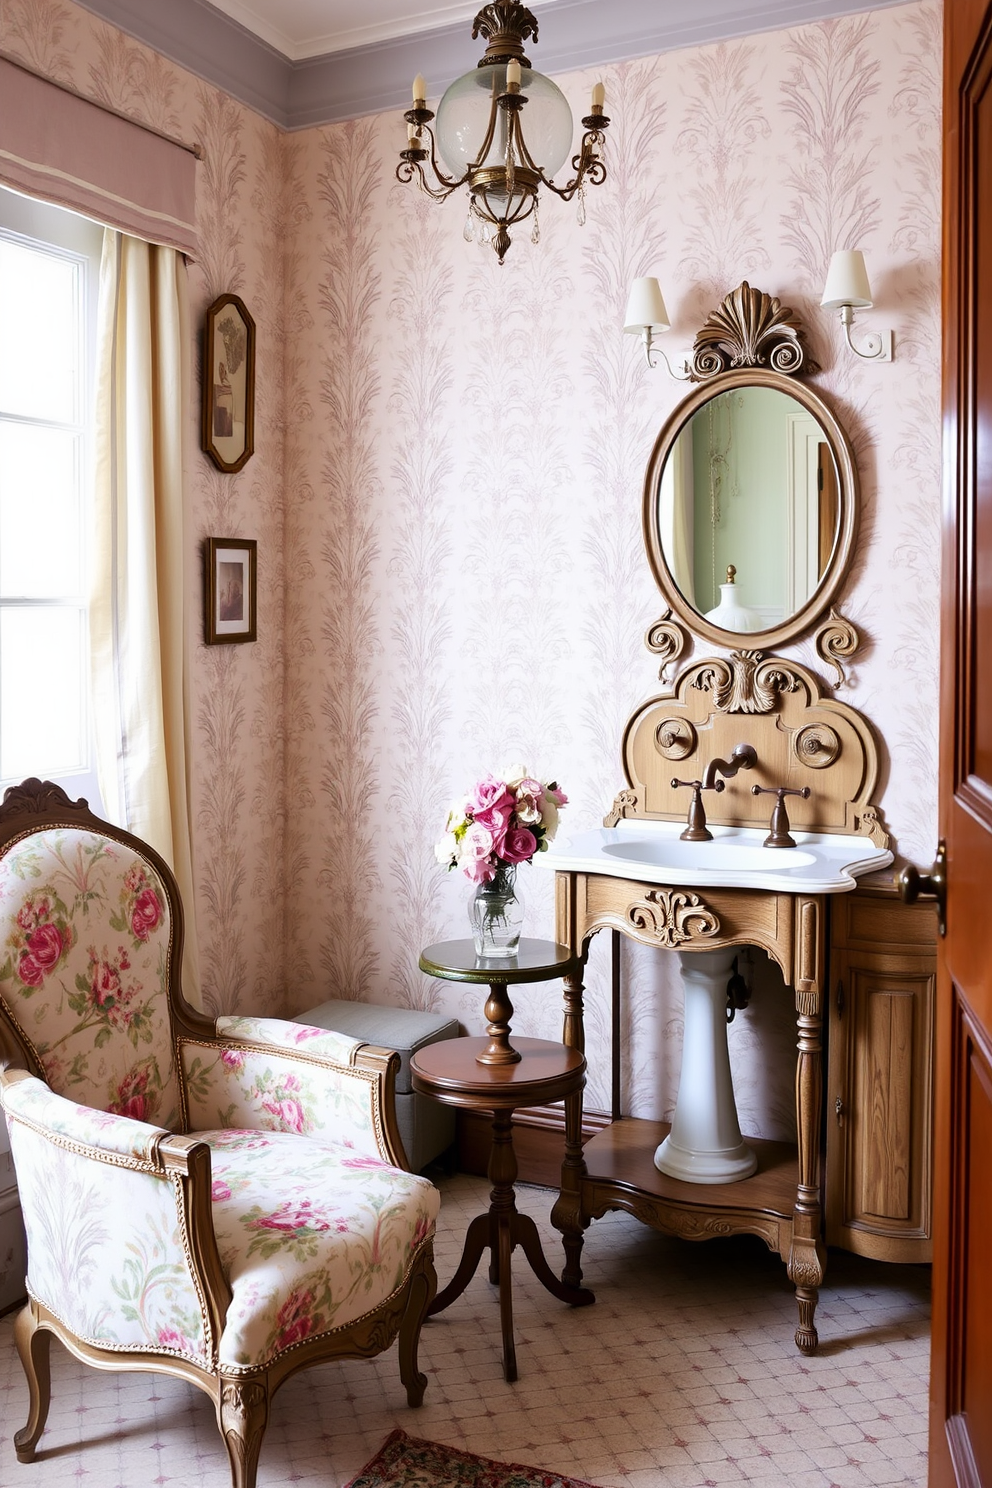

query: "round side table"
(418, 937), (582, 1065)
(411, 1035), (593, 1383)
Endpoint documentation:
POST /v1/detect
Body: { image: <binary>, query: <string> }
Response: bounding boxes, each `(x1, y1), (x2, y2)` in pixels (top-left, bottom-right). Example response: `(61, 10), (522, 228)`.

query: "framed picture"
(204, 538), (257, 645)
(202, 294), (255, 473)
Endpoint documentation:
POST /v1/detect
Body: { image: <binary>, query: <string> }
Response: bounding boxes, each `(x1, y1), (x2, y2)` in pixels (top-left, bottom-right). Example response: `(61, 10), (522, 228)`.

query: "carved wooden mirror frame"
(641, 283), (859, 652)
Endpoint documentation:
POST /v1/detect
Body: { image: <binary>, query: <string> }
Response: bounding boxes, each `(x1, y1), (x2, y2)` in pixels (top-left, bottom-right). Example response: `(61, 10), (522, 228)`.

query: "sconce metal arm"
(837, 303), (893, 362)
(638, 327), (691, 380)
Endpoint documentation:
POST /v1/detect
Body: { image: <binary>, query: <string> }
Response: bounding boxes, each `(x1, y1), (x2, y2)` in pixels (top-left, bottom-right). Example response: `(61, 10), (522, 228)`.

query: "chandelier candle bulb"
(413, 73), (427, 104)
(591, 81), (605, 110)
(506, 58), (521, 90)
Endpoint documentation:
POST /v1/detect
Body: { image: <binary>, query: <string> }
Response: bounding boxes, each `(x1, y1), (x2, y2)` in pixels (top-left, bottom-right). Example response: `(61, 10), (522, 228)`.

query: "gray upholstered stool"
(294, 999), (459, 1173)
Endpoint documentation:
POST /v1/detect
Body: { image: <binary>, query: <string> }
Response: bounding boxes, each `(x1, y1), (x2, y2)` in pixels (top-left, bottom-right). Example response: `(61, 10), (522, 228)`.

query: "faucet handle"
(671, 777), (725, 842)
(750, 784), (811, 849)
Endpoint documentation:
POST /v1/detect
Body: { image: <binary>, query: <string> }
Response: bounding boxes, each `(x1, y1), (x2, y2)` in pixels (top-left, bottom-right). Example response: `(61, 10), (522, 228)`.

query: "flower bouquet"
(435, 767), (567, 957)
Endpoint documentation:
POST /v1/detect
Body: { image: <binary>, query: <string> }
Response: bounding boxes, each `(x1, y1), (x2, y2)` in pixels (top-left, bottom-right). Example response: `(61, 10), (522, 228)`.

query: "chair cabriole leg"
(398, 1243), (437, 1407)
(218, 1378), (268, 1488)
(13, 1302), (52, 1463)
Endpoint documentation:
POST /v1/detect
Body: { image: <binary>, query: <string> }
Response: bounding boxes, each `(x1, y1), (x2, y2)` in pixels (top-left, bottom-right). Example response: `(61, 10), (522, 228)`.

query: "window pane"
(0, 239), (78, 424)
(0, 422), (81, 596)
(0, 607), (86, 780)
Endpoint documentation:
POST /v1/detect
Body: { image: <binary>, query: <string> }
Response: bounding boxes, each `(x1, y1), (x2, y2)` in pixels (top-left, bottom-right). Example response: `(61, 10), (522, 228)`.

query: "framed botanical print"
(202, 294), (255, 473)
(204, 538), (256, 645)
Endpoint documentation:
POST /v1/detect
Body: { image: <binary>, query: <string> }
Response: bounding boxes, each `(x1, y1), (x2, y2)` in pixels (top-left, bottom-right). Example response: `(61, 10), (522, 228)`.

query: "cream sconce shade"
(623, 276), (690, 378)
(820, 249), (893, 361)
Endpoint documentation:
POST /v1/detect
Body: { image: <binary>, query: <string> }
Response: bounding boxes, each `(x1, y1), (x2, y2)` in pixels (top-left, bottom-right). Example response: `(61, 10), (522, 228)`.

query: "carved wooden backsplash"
(610, 650), (887, 847)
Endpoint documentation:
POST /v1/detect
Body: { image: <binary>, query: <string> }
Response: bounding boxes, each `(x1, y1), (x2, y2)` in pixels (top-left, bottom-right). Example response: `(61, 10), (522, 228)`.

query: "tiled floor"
(0, 1173), (930, 1488)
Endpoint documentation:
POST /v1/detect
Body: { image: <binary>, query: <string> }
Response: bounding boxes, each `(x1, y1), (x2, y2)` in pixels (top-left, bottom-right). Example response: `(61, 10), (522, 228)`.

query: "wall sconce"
(623, 277), (690, 379)
(820, 250), (893, 362)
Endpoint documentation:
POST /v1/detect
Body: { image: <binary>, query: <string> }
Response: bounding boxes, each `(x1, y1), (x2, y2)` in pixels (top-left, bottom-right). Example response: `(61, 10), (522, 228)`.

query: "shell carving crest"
(690, 282), (815, 380)
(627, 889), (720, 947)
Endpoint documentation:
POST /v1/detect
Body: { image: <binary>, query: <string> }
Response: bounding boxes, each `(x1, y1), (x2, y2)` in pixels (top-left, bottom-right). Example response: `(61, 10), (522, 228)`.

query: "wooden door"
(934, 4), (992, 1484)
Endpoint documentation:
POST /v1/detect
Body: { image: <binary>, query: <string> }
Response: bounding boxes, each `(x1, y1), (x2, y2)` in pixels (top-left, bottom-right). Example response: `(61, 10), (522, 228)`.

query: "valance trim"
(0, 56), (199, 258)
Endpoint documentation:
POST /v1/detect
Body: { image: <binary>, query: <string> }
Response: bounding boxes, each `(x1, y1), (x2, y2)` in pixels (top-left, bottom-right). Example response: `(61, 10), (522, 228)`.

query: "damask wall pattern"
(0, 0), (940, 1131)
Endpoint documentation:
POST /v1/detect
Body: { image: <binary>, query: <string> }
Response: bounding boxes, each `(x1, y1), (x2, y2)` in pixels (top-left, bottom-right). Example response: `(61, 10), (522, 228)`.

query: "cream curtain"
(91, 231), (201, 1006)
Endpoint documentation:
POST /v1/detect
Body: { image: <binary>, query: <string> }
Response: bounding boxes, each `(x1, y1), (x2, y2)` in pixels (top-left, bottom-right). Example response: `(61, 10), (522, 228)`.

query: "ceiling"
(202, 0), (566, 62)
(74, 0), (909, 129)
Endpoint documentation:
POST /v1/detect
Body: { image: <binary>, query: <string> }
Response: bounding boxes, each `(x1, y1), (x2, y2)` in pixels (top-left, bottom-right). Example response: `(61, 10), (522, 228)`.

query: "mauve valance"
(0, 57), (198, 257)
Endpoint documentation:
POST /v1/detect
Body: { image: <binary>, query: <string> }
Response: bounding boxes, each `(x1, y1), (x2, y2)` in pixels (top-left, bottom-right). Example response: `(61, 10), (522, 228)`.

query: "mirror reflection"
(656, 386), (840, 633)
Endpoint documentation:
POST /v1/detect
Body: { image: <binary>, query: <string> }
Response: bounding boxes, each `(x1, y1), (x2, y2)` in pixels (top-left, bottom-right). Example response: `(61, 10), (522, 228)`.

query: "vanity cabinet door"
(825, 889), (936, 1262)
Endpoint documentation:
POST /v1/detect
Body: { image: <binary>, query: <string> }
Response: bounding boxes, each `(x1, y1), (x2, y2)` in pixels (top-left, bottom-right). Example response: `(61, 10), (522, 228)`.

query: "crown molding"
(72, 0), (911, 131)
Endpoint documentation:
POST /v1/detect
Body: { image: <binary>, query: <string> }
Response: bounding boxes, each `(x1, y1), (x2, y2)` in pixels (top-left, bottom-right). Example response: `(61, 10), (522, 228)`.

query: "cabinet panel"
(826, 891), (936, 1262)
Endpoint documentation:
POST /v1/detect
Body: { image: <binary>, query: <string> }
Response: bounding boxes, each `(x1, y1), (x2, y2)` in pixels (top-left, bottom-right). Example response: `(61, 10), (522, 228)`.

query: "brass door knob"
(897, 839), (946, 936)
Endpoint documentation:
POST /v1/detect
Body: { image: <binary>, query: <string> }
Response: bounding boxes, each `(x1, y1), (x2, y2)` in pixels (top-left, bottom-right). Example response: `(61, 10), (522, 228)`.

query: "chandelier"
(396, 1), (610, 264)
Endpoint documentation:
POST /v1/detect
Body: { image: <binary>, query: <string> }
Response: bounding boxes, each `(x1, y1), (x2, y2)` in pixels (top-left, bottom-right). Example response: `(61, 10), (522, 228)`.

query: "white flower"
(434, 833), (458, 866)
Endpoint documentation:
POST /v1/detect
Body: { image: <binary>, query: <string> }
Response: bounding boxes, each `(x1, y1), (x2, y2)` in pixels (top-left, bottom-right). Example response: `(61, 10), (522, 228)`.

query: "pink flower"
(341, 1154), (387, 1170)
(158, 1327), (197, 1353)
(500, 826), (538, 864)
(412, 1214), (433, 1248)
(262, 1097), (307, 1133)
(18, 922), (65, 986)
(472, 802), (512, 848)
(546, 784), (568, 807)
(108, 1067), (150, 1122)
(458, 821), (497, 882)
(221, 1048), (246, 1071)
(130, 887), (162, 941)
(251, 1200), (329, 1235)
(469, 775), (514, 816)
(211, 1178), (232, 1202)
(292, 1025), (326, 1043)
(273, 1289), (322, 1350)
(91, 958), (123, 1008)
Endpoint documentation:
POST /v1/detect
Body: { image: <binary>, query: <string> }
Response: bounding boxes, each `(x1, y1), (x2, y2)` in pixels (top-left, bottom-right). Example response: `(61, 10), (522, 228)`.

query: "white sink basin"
(601, 839), (818, 873)
(536, 819), (892, 893)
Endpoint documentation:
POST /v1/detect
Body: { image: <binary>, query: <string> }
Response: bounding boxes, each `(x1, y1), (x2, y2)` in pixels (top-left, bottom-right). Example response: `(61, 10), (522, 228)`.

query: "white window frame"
(0, 186), (104, 812)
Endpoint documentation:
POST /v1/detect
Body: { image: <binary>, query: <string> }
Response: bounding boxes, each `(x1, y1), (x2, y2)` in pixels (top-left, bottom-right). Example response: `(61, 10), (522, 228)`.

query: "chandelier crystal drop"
(396, 1), (610, 265)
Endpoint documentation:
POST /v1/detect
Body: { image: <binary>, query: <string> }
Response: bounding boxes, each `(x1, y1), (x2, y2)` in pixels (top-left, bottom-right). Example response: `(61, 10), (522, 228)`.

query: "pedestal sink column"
(654, 946), (757, 1183)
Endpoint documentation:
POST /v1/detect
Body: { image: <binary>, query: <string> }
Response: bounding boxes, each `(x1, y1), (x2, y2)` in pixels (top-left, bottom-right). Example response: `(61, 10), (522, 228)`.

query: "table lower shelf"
(578, 1118), (800, 1262)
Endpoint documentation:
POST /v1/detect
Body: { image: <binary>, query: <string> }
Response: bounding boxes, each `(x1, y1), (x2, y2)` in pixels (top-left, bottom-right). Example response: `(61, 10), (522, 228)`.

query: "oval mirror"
(642, 369), (858, 650)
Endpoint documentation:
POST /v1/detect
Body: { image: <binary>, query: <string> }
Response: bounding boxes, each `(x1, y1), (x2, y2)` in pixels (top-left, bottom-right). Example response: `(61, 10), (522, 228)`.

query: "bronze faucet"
(672, 744), (758, 842)
(751, 784), (811, 848)
(670, 777), (724, 841)
(700, 743), (758, 791)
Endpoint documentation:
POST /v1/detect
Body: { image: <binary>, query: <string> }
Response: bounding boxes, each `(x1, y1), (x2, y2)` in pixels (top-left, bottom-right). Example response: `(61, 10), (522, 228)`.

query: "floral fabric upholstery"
(2, 1076), (209, 1364)
(216, 1015), (361, 1067)
(0, 829), (180, 1127)
(203, 1128), (439, 1371)
(181, 1037), (385, 1160)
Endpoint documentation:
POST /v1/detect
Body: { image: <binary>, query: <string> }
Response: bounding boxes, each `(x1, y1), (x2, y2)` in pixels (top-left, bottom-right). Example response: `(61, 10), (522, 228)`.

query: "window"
(0, 187), (104, 808)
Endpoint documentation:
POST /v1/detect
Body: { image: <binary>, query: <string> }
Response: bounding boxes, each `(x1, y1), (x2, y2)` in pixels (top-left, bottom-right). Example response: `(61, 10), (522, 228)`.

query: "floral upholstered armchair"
(0, 780), (439, 1488)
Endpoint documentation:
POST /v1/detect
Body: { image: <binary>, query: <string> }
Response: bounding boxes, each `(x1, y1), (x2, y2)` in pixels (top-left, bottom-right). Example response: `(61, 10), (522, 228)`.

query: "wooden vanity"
(534, 282), (936, 1355)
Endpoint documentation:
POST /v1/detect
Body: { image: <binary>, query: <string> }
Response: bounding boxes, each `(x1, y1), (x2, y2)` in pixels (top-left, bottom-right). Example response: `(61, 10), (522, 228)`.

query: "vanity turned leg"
(553, 965), (588, 1288)
(790, 897), (826, 1354)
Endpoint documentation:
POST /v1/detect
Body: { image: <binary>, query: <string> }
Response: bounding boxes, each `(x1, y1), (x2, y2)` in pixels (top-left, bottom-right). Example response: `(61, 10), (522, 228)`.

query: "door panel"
(937, 3), (992, 1485)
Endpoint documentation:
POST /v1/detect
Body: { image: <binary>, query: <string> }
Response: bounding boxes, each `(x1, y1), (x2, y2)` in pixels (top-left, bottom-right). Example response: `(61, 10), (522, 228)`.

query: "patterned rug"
(345, 1429), (602, 1488)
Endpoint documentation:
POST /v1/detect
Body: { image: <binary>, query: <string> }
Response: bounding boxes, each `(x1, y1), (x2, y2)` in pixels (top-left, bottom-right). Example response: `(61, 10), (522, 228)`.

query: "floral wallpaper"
(0, 0), (941, 1134)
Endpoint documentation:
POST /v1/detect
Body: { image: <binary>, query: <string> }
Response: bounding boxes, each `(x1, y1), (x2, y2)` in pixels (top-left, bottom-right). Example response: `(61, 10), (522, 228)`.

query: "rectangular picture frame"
(204, 537), (257, 645)
(202, 293), (255, 473)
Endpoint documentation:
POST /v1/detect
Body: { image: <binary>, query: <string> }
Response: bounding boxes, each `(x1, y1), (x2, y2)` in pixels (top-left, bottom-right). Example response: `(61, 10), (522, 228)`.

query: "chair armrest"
(179, 1016), (404, 1165)
(0, 1069), (230, 1364)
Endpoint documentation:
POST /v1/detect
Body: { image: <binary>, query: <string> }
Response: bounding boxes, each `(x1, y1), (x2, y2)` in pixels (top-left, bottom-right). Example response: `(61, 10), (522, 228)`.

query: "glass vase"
(469, 861), (523, 958)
